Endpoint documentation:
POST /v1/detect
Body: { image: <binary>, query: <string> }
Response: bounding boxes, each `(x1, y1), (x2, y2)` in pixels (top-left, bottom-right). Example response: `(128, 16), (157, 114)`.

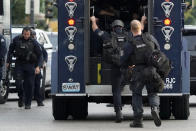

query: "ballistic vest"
(103, 31), (129, 66)
(15, 37), (35, 62)
(131, 33), (155, 65)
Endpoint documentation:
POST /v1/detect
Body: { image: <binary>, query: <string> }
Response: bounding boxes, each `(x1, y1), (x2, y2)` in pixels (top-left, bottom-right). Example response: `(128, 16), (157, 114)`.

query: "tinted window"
(184, 35), (196, 51)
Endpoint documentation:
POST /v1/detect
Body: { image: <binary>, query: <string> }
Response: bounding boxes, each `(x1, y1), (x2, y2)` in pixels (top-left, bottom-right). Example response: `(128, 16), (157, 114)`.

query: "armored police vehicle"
(51, 0), (190, 120)
(0, 0), (11, 104)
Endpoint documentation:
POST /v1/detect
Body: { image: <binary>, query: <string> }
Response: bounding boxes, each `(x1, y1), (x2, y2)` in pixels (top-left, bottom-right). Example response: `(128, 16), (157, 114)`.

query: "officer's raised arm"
(90, 16), (110, 42)
(90, 16), (98, 31)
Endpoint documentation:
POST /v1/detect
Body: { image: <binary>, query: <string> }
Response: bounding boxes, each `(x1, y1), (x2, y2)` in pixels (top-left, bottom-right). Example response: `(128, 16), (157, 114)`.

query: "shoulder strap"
(141, 32), (151, 43)
(142, 32), (155, 49)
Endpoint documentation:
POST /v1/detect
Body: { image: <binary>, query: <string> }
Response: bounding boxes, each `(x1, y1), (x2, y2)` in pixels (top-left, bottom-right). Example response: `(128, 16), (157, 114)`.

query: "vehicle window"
(12, 33), (19, 39)
(38, 32), (47, 45)
(184, 35), (196, 51)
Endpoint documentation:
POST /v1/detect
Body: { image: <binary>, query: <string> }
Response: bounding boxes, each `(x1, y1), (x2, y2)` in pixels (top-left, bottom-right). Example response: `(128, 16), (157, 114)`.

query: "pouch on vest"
(131, 33), (155, 65)
(102, 31), (130, 66)
(15, 39), (35, 63)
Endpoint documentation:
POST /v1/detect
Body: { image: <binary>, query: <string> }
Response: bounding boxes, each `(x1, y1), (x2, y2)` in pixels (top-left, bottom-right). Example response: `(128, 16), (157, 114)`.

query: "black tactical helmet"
(111, 20), (124, 28)
(31, 30), (36, 36)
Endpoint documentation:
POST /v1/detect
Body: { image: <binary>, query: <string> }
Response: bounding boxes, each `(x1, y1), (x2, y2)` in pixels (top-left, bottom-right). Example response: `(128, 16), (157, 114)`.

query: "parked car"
(46, 31), (58, 48)
(0, 28), (53, 104)
(183, 25), (196, 95)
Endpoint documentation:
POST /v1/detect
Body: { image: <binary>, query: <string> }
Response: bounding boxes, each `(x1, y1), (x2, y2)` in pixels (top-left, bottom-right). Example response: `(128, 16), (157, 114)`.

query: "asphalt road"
(1, 96), (196, 131)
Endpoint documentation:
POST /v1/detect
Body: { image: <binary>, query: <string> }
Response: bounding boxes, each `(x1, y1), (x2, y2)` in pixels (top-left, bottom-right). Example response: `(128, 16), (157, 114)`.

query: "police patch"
(136, 44), (146, 48)
(98, 31), (104, 36)
(1, 38), (5, 43)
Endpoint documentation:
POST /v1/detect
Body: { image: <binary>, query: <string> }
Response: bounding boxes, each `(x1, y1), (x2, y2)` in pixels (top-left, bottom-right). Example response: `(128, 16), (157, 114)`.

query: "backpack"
(102, 31), (130, 66)
(131, 32), (171, 78)
(147, 49), (171, 78)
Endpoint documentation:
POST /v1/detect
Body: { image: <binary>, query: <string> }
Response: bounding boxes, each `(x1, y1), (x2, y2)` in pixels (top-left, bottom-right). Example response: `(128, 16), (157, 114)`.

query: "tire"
(52, 96), (69, 120)
(172, 95), (190, 120)
(70, 97), (88, 120)
(0, 80), (9, 104)
(159, 97), (171, 120)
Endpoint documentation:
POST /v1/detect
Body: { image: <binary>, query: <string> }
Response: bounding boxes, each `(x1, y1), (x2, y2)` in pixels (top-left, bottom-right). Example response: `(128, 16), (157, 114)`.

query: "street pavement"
(1, 95), (196, 131)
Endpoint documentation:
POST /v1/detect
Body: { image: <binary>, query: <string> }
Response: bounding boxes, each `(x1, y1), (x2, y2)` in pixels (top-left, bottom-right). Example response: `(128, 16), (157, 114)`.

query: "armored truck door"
(58, 0), (86, 93)
(151, 0), (189, 94)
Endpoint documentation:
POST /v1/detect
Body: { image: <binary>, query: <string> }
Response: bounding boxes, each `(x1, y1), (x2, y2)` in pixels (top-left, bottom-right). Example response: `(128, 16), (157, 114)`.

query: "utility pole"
(30, 0), (34, 25)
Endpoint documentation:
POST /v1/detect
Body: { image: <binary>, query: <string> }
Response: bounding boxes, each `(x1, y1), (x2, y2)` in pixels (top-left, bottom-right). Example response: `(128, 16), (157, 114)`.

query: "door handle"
(153, 17), (163, 27)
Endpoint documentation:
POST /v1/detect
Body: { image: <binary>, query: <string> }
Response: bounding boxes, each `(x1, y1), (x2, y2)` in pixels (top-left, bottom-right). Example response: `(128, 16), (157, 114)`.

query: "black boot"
(18, 98), (24, 107)
(151, 106), (161, 127)
(115, 109), (123, 123)
(130, 118), (143, 128)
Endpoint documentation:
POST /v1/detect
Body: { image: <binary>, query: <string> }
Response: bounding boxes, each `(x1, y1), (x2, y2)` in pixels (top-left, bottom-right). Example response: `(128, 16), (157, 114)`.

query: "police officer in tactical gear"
(31, 30), (48, 106)
(6, 27), (42, 109)
(0, 34), (7, 81)
(91, 16), (130, 123)
(129, 20), (162, 128)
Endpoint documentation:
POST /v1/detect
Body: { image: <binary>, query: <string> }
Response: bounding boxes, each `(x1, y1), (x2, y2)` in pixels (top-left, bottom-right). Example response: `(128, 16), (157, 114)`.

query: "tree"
(11, 0), (29, 25)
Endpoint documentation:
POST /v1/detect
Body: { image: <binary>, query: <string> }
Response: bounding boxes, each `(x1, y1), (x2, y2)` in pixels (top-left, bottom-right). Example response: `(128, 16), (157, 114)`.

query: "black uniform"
(7, 35), (42, 108)
(0, 34), (7, 80)
(129, 33), (162, 127)
(94, 28), (133, 115)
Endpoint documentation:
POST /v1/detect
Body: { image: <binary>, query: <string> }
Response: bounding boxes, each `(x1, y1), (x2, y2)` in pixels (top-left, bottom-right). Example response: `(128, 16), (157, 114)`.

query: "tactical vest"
(15, 38), (35, 62)
(103, 31), (129, 66)
(131, 33), (155, 65)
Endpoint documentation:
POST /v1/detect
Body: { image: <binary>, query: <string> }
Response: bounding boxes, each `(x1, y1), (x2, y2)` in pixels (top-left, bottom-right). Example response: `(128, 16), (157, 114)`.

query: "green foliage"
(184, 0), (196, 25)
(11, 0), (28, 25)
(11, 0), (57, 29)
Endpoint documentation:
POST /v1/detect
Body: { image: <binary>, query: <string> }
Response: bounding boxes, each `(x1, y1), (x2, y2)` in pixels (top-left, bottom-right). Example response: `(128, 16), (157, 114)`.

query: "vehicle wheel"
(0, 80), (9, 104)
(70, 97), (88, 120)
(40, 67), (46, 99)
(172, 95), (190, 120)
(52, 96), (69, 120)
(159, 97), (171, 120)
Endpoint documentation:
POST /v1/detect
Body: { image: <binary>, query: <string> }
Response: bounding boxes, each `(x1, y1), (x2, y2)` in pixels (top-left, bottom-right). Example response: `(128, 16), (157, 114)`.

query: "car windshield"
(12, 33), (20, 39)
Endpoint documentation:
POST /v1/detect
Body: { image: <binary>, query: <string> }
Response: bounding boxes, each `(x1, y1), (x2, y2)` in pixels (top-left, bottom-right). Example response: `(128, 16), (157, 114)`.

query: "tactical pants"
(130, 66), (160, 119)
(111, 65), (123, 112)
(15, 63), (35, 106)
(34, 72), (44, 103)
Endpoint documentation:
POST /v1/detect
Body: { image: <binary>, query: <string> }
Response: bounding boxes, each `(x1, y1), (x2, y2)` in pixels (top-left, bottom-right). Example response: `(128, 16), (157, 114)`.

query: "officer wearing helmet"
(6, 27), (42, 109)
(91, 16), (133, 123)
(31, 30), (48, 106)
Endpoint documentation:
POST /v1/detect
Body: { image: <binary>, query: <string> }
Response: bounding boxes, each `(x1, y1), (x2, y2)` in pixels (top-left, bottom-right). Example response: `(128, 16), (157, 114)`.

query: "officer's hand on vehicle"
(35, 66), (40, 74)
(90, 16), (99, 31)
(90, 16), (96, 22)
(141, 16), (147, 23)
(141, 16), (147, 31)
